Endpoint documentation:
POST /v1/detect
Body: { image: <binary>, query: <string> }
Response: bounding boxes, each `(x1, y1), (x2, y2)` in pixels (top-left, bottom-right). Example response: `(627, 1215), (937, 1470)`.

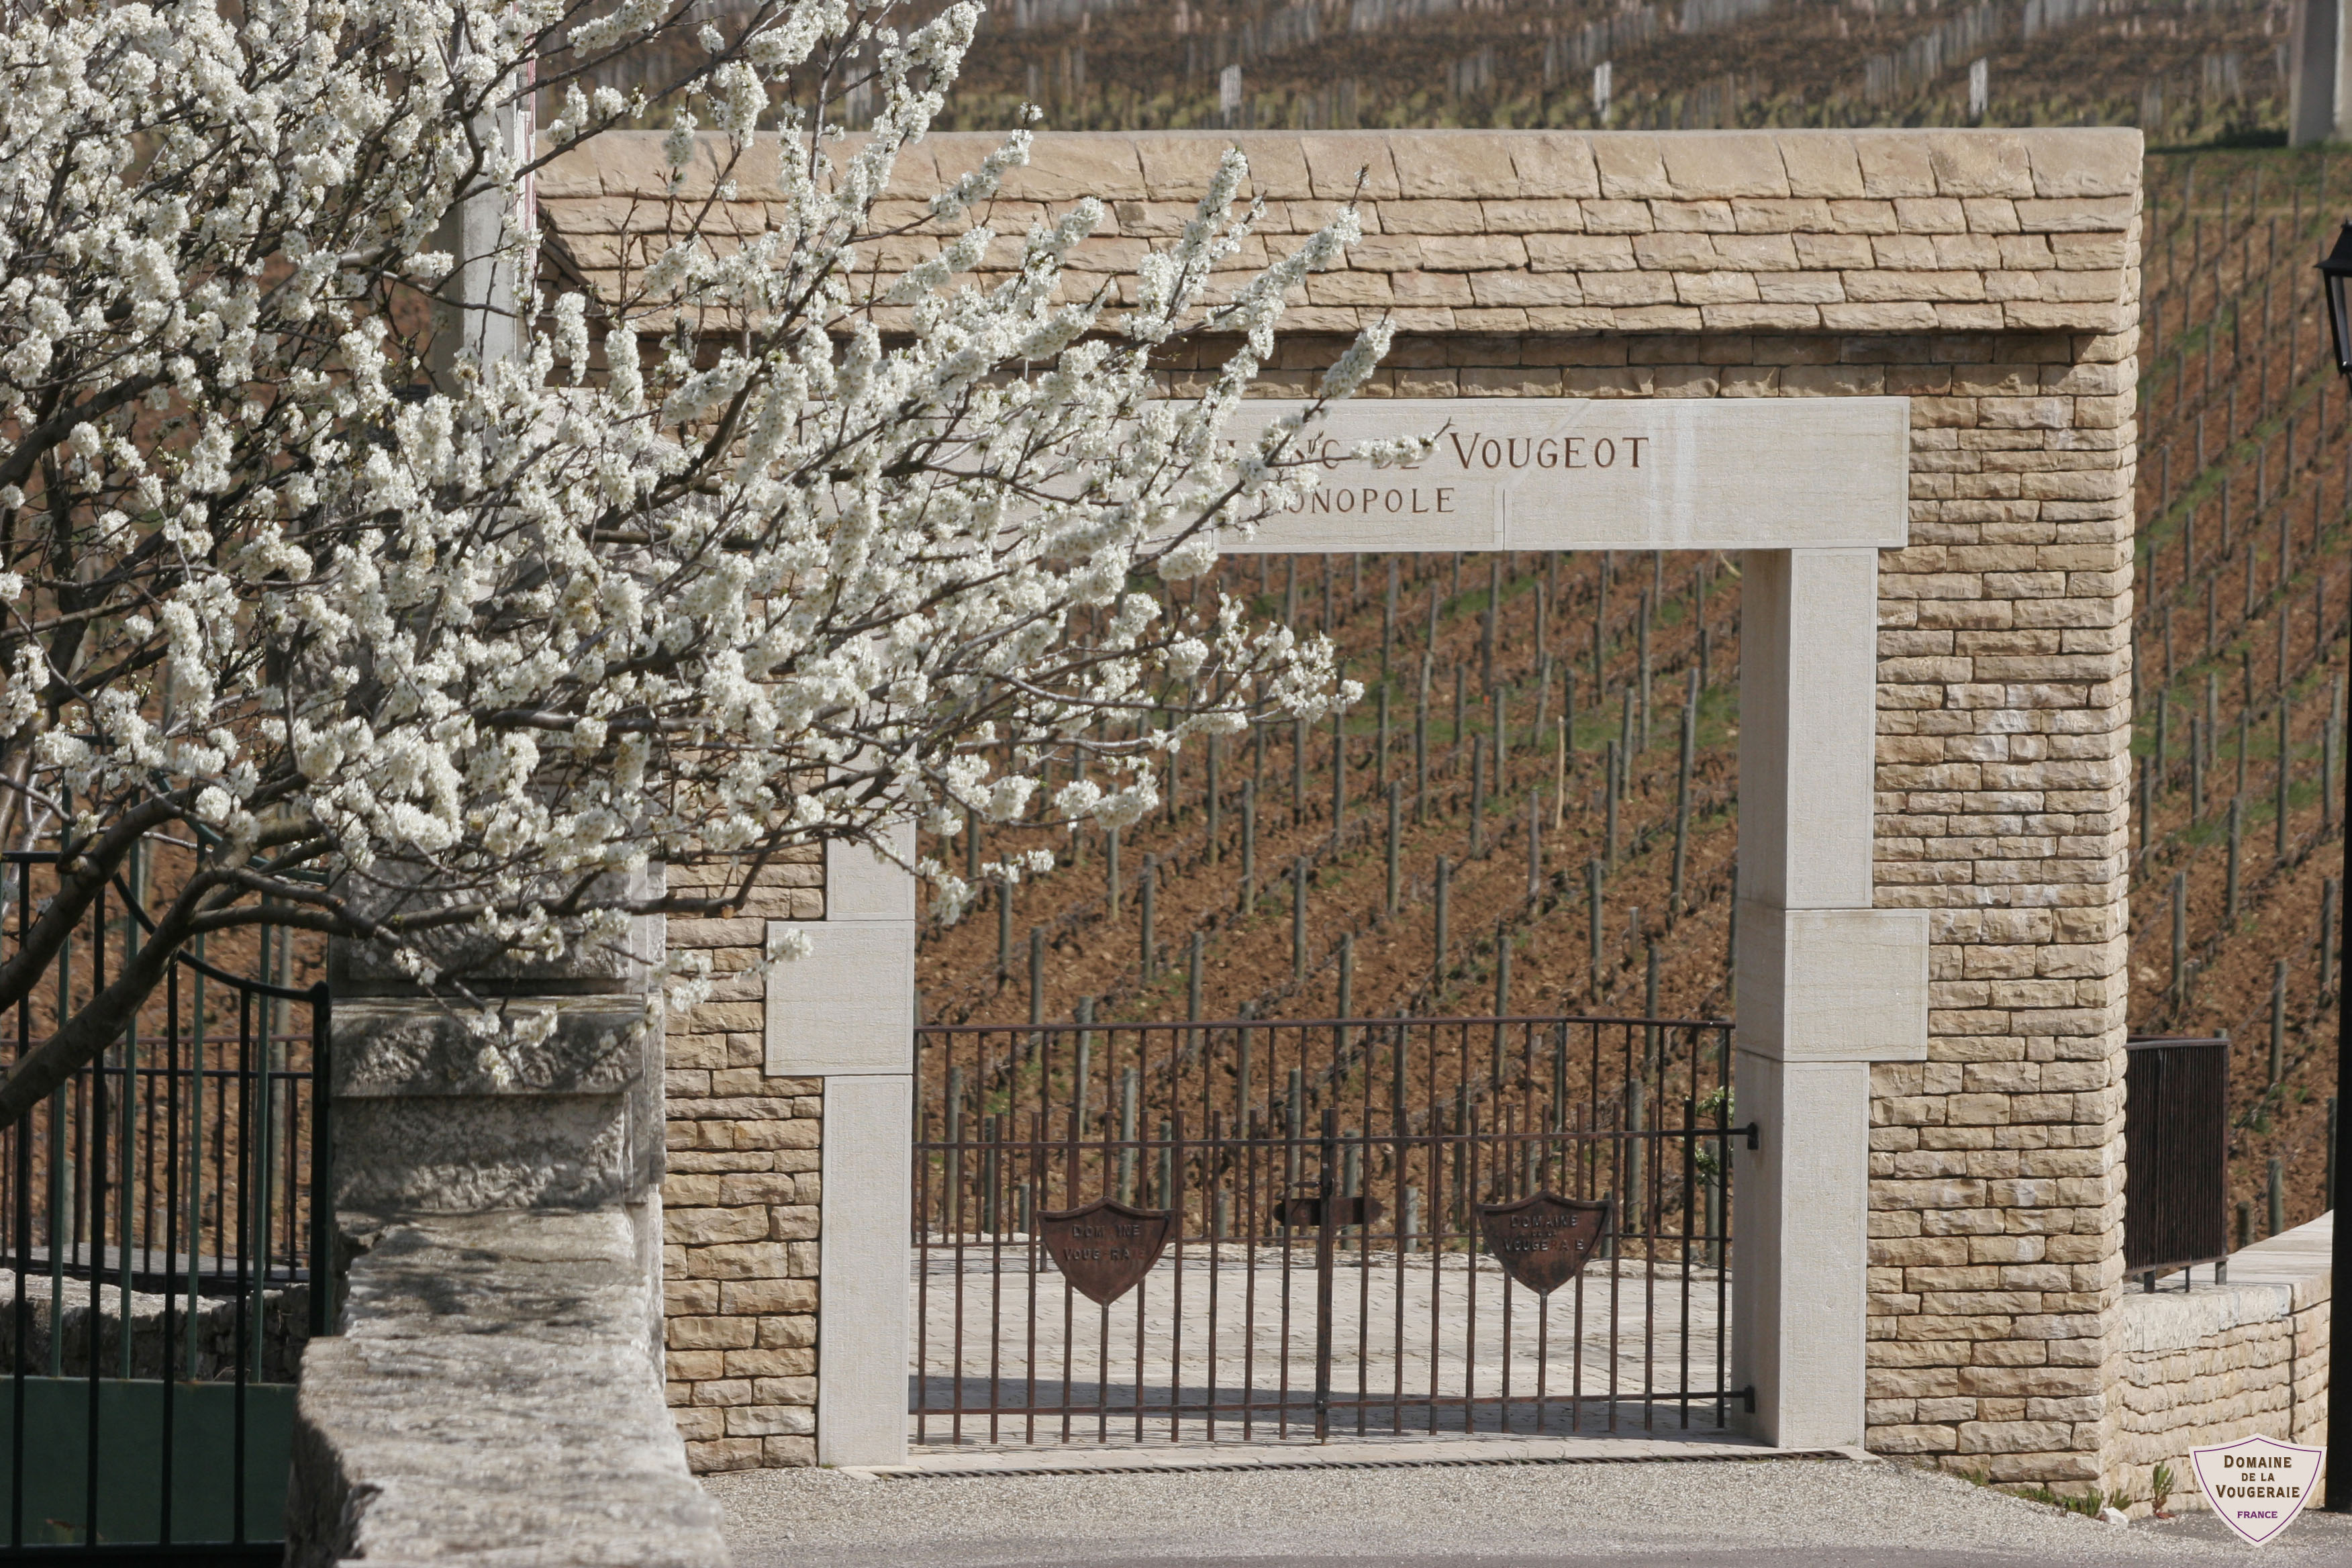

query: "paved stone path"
(911, 1243), (1726, 1447)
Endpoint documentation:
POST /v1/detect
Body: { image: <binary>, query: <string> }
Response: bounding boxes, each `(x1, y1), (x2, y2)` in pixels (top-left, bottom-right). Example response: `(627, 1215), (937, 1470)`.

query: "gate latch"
(1276, 1195), (1385, 1228)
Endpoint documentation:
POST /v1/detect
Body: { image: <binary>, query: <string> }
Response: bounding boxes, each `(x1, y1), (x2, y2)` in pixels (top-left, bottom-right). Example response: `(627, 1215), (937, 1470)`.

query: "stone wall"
(1855, 307), (2137, 1487)
(289, 1210), (726, 1567)
(1, 1271), (310, 1383)
(660, 850), (826, 1472)
(315, 873), (701, 1541)
(2106, 1213), (2331, 1514)
(544, 126), (2143, 1481)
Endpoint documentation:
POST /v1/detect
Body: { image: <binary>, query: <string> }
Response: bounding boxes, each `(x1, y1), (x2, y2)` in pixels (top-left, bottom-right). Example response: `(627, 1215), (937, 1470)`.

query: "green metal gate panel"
(0, 1378), (293, 1547)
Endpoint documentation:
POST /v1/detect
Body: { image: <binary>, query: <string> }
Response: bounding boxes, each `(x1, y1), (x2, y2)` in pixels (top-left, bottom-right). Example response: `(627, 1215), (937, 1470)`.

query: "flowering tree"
(0, 0), (1395, 1120)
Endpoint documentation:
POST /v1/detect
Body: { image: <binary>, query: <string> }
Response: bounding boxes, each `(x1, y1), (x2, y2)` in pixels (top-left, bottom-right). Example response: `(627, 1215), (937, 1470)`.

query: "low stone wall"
(2106, 1212), (2331, 1515)
(0, 1269), (309, 1382)
(287, 1208), (728, 1567)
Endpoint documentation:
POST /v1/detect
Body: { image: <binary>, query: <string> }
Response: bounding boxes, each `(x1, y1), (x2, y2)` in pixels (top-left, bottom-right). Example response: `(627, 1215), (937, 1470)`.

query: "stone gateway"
(528, 124), (2333, 1506)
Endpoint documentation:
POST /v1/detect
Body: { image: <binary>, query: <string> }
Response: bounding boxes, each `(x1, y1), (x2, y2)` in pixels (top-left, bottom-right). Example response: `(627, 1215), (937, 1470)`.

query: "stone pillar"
(1866, 322), (2138, 1486)
(766, 826), (917, 1467)
(1733, 548), (1930, 1449)
(328, 883), (670, 1357)
(2291, 0), (2351, 146)
(660, 852), (825, 1471)
(427, 72), (533, 377)
(295, 886), (697, 1560)
(340, 75), (667, 1307)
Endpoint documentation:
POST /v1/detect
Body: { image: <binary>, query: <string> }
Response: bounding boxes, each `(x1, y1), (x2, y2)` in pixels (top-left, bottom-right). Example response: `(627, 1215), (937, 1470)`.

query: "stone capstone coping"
(537, 128), (2141, 338)
(2114, 1211), (2333, 1357)
(330, 995), (660, 1216)
(287, 1208), (727, 1567)
(334, 998), (650, 1098)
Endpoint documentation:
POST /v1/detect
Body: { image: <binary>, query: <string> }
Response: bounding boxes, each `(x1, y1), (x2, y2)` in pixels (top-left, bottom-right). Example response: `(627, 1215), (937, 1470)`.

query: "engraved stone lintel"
(1214, 398), (1910, 554)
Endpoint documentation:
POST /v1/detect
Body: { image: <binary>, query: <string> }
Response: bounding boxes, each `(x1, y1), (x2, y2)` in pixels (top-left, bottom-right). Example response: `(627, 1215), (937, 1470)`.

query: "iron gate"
(1, 850), (329, 1562)
(912, 1013), (1748, 1448)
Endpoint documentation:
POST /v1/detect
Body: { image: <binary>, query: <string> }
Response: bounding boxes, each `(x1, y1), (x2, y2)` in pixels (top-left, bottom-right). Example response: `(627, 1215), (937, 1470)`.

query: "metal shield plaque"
(1038, 1198), (1172, 1307)
(1478, 1193), (1612, 1295)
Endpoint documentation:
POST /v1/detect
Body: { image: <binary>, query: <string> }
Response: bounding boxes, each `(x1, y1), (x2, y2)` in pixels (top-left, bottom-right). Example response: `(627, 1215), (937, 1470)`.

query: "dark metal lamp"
(2319, 222), (2352, 378)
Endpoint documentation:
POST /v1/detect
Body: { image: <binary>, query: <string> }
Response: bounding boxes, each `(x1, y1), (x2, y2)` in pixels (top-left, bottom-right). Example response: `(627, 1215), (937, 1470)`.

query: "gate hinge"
(1739, 1122), (1759, 1150)
(1741, 1385), (1757, 1415)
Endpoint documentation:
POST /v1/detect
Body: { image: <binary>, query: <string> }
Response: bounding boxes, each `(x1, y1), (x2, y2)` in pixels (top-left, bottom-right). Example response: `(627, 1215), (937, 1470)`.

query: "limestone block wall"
(1856, 312), (2139, 1487)
(660, 851), (825, 1472)
(544, 126), (2144, 1480)
(2107, 1214), (2331, 1514)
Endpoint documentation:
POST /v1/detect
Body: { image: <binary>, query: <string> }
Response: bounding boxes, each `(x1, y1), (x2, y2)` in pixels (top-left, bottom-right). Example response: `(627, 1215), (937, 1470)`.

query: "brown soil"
(2131, 151), (2351, 1243)
(918, 546), (1743, 1048)
(924, 150), (2352, 1248)
(930, 0), (2284, 143)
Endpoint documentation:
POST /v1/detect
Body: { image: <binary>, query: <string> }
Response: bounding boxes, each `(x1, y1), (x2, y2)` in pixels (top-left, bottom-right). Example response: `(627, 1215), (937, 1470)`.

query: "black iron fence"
(1, 851), (328, 1562)
(912, 1012), (1746, 1447)
(2123, 1034), (2231, 1287)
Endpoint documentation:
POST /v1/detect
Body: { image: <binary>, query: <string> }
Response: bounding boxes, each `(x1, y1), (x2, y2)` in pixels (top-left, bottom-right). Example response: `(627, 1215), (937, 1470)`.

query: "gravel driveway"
(712, 1454), (2352, 1567)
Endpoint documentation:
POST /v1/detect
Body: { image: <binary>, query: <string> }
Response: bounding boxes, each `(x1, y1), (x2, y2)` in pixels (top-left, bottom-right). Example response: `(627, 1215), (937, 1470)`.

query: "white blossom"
(0, 0), (1385, 1084)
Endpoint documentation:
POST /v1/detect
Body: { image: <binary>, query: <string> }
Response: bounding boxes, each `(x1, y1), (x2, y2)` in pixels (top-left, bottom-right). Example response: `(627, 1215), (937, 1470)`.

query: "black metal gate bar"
(912, 1013), (1747, 1447)
(1, 850), (329, 1560)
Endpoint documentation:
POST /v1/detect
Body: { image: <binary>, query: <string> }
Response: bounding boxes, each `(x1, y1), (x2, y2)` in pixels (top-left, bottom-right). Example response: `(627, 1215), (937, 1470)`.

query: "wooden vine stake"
(1671, 699), (1696, 922)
